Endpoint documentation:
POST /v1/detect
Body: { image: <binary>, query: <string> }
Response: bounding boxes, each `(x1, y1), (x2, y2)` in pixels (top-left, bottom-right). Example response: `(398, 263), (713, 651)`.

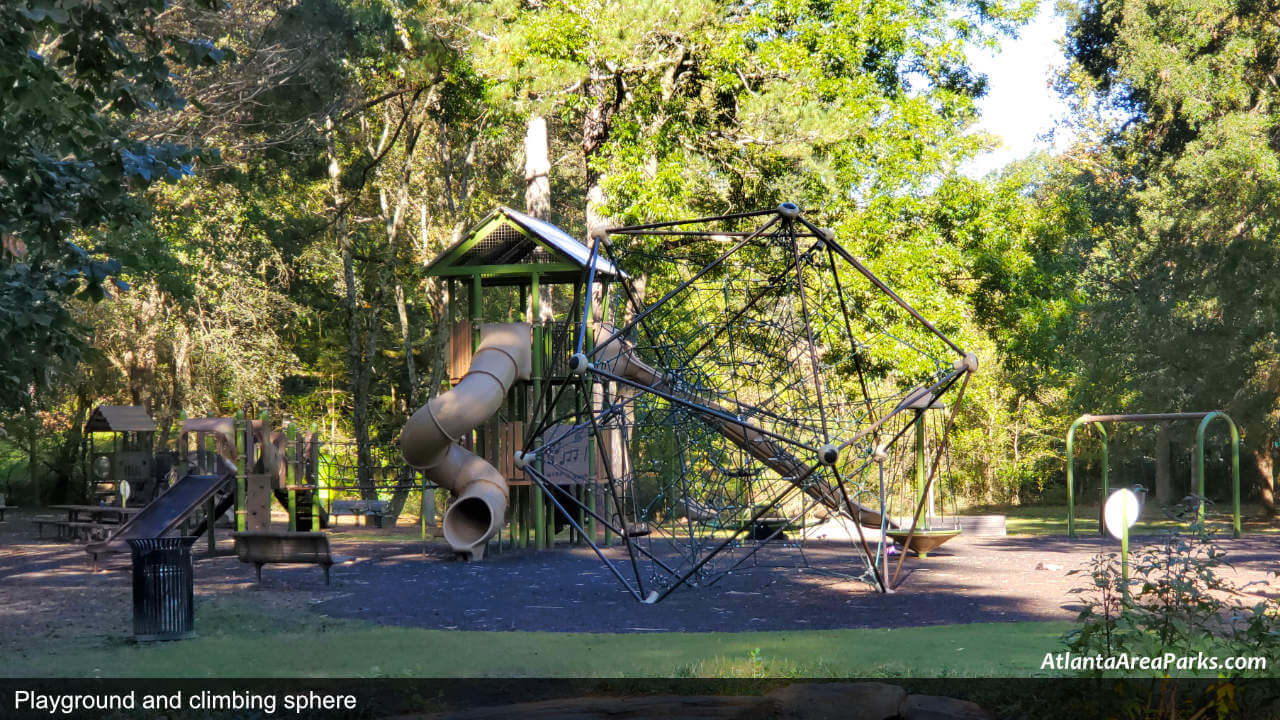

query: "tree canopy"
(3, 0), (1276, 516)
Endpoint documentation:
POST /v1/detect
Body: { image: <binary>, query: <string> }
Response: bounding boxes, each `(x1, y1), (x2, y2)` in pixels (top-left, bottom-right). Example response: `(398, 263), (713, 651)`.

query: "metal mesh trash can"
(127, 537), (197, 641)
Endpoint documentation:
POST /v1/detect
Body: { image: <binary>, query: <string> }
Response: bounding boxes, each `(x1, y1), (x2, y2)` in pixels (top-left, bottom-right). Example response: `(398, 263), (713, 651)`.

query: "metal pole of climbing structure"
(914, 409), (926, 529)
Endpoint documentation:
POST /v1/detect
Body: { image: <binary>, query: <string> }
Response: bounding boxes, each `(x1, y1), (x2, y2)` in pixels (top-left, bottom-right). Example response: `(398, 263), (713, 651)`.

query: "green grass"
(0, 596), (1071, 678)
(966, 503), (1278, 537)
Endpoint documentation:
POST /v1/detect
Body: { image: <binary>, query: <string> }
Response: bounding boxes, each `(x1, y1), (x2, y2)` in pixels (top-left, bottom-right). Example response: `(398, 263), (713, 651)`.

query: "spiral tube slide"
(400, 322), (532, 560)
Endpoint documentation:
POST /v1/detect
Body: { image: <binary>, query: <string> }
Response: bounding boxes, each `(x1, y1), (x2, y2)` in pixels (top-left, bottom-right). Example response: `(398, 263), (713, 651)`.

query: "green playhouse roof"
(424, 206), (621, 285)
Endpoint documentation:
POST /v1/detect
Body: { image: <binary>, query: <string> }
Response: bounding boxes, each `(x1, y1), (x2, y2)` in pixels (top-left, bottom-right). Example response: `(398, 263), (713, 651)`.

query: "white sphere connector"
(514, 450), (532, 470)
(568, 352), (590, 375)
(818, 443), (840, 466)
(589, 227), (612, 246)
(778, 201), (800, 219)
(818, 227), (835, 243)
(872, 444), (889, 464)
(952, 351), (979, 374)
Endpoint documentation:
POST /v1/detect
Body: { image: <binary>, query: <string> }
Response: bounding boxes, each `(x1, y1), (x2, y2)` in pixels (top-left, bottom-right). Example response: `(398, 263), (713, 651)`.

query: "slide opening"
(443, 496), (499, 549)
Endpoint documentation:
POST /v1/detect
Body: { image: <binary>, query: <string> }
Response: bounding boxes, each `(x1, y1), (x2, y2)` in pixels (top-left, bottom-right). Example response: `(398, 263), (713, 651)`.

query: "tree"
(1063, 0), (1280, 513)
(967, 0), (1280, 513)
(0, 0), (228, 499)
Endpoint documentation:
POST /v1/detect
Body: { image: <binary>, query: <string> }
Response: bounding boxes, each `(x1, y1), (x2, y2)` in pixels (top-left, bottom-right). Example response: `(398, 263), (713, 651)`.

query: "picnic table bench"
(33, 519), (113, 541)
(329, 499), (389, 528)
(36, 505), (142, 543)
(233, 531), (335, 585)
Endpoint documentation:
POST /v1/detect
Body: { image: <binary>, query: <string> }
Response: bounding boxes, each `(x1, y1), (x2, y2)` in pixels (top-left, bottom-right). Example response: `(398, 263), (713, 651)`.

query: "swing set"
(1065, 411), (1241, 538)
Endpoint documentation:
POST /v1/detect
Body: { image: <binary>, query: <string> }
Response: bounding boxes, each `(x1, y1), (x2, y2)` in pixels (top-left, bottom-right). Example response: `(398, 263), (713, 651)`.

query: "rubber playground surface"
(1, 509), (1277, 654)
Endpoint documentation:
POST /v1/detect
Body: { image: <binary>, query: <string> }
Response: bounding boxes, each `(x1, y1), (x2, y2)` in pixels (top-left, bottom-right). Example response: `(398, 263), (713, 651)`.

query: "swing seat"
(885, 528), (961, 556)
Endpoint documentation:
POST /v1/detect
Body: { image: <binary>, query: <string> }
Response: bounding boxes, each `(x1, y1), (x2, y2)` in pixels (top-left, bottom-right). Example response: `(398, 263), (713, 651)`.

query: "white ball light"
(1103, 488), (1141, 540)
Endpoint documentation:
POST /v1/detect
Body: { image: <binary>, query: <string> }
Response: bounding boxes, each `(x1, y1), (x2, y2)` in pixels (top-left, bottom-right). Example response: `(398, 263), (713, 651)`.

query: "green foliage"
(1062, 512), (1279, 715)
(1066, 528), (1280, 673)
(967, 0), (1280, 511)
(0, 0), (217, 414)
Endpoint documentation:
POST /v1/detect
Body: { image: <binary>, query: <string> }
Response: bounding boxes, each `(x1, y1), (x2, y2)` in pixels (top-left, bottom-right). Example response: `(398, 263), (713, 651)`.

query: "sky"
(961, 2), (1074, 177)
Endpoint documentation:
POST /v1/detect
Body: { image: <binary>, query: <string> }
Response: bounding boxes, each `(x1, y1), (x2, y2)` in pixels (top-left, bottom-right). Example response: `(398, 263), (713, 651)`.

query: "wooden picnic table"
(36, 505), (143, 542)
(48, 504), (143, 524)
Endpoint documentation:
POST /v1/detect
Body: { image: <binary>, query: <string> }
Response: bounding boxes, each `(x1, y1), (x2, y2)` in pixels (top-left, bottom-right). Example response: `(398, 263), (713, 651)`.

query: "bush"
(1062, 503), (1280, 717)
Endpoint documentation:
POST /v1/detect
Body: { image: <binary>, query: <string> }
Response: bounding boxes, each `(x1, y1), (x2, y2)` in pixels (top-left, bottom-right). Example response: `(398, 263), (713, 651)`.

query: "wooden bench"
(233, 531), (334, 585)
(329, 499), (389, 528)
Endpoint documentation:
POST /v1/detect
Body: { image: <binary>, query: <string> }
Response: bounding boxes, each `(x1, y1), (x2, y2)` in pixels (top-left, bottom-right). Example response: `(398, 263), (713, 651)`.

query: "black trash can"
(127, 537), (197, 641)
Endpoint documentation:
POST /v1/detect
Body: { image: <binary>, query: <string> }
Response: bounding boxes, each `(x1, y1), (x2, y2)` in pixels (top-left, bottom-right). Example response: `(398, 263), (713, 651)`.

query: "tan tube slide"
(594, 329), (896, 529)
(400, 322), (531, 560)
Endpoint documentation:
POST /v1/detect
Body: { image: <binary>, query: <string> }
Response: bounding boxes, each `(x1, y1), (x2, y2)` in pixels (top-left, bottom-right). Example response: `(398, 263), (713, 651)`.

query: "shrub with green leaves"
(1063, 505), (1280, 717)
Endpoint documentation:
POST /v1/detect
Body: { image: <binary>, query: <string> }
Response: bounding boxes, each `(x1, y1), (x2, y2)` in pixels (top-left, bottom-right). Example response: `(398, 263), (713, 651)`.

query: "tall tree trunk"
(1155, 422), (1171, 502)
(582, 71), (622, 235)
(1253, 445), (1276, 516)
(394, 283), (415, 412)
(525, 115), (551, 219)
(525, 115), (555, 321)
(381, 106), (423, 420)
(327, 115), (377, 502)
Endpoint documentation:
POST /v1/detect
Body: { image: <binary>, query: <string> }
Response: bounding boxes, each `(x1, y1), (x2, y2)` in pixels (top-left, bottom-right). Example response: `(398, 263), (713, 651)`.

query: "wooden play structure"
(84, 405), (160, 506)
(85, 413), (329, 561)
(403, 206), (623, 558)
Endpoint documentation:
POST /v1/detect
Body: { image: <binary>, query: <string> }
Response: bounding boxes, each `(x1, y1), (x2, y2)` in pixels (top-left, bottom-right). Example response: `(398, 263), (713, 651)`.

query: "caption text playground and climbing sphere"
(11, 689), (357, 715)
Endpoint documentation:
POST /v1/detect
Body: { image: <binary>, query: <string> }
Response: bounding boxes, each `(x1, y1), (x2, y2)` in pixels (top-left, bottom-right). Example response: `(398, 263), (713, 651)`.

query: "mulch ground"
(1, 507), (1277, 653)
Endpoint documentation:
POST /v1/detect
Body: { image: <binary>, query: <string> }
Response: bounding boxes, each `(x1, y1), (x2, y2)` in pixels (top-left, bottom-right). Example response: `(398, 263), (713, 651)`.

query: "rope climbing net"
(521, 204), (977, 603)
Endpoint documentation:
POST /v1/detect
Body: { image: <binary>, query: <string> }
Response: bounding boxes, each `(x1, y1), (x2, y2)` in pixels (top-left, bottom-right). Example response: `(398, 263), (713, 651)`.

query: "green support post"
(1066, 417), (1108, 539)
(914, 409), (926, 527)
(235, 410), (247, 532)
(1194, 412), (1242, 537)
(286, 422), (298, 532)
(912, 410), (930, 557)
(1120, 496), (1131, 603)
(531, 272), (546, 550)
(424, 468), (435, 540)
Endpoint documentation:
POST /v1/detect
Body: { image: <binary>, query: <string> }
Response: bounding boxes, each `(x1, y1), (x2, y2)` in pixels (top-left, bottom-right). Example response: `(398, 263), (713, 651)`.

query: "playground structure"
(401, 203), (977, 602)
(400, 206), (625, 559)
(85, 414), (332, 561)
(84, 405), (161, 506)
(1065, 411), (1242, 538)
(401, 322), (532, 558)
